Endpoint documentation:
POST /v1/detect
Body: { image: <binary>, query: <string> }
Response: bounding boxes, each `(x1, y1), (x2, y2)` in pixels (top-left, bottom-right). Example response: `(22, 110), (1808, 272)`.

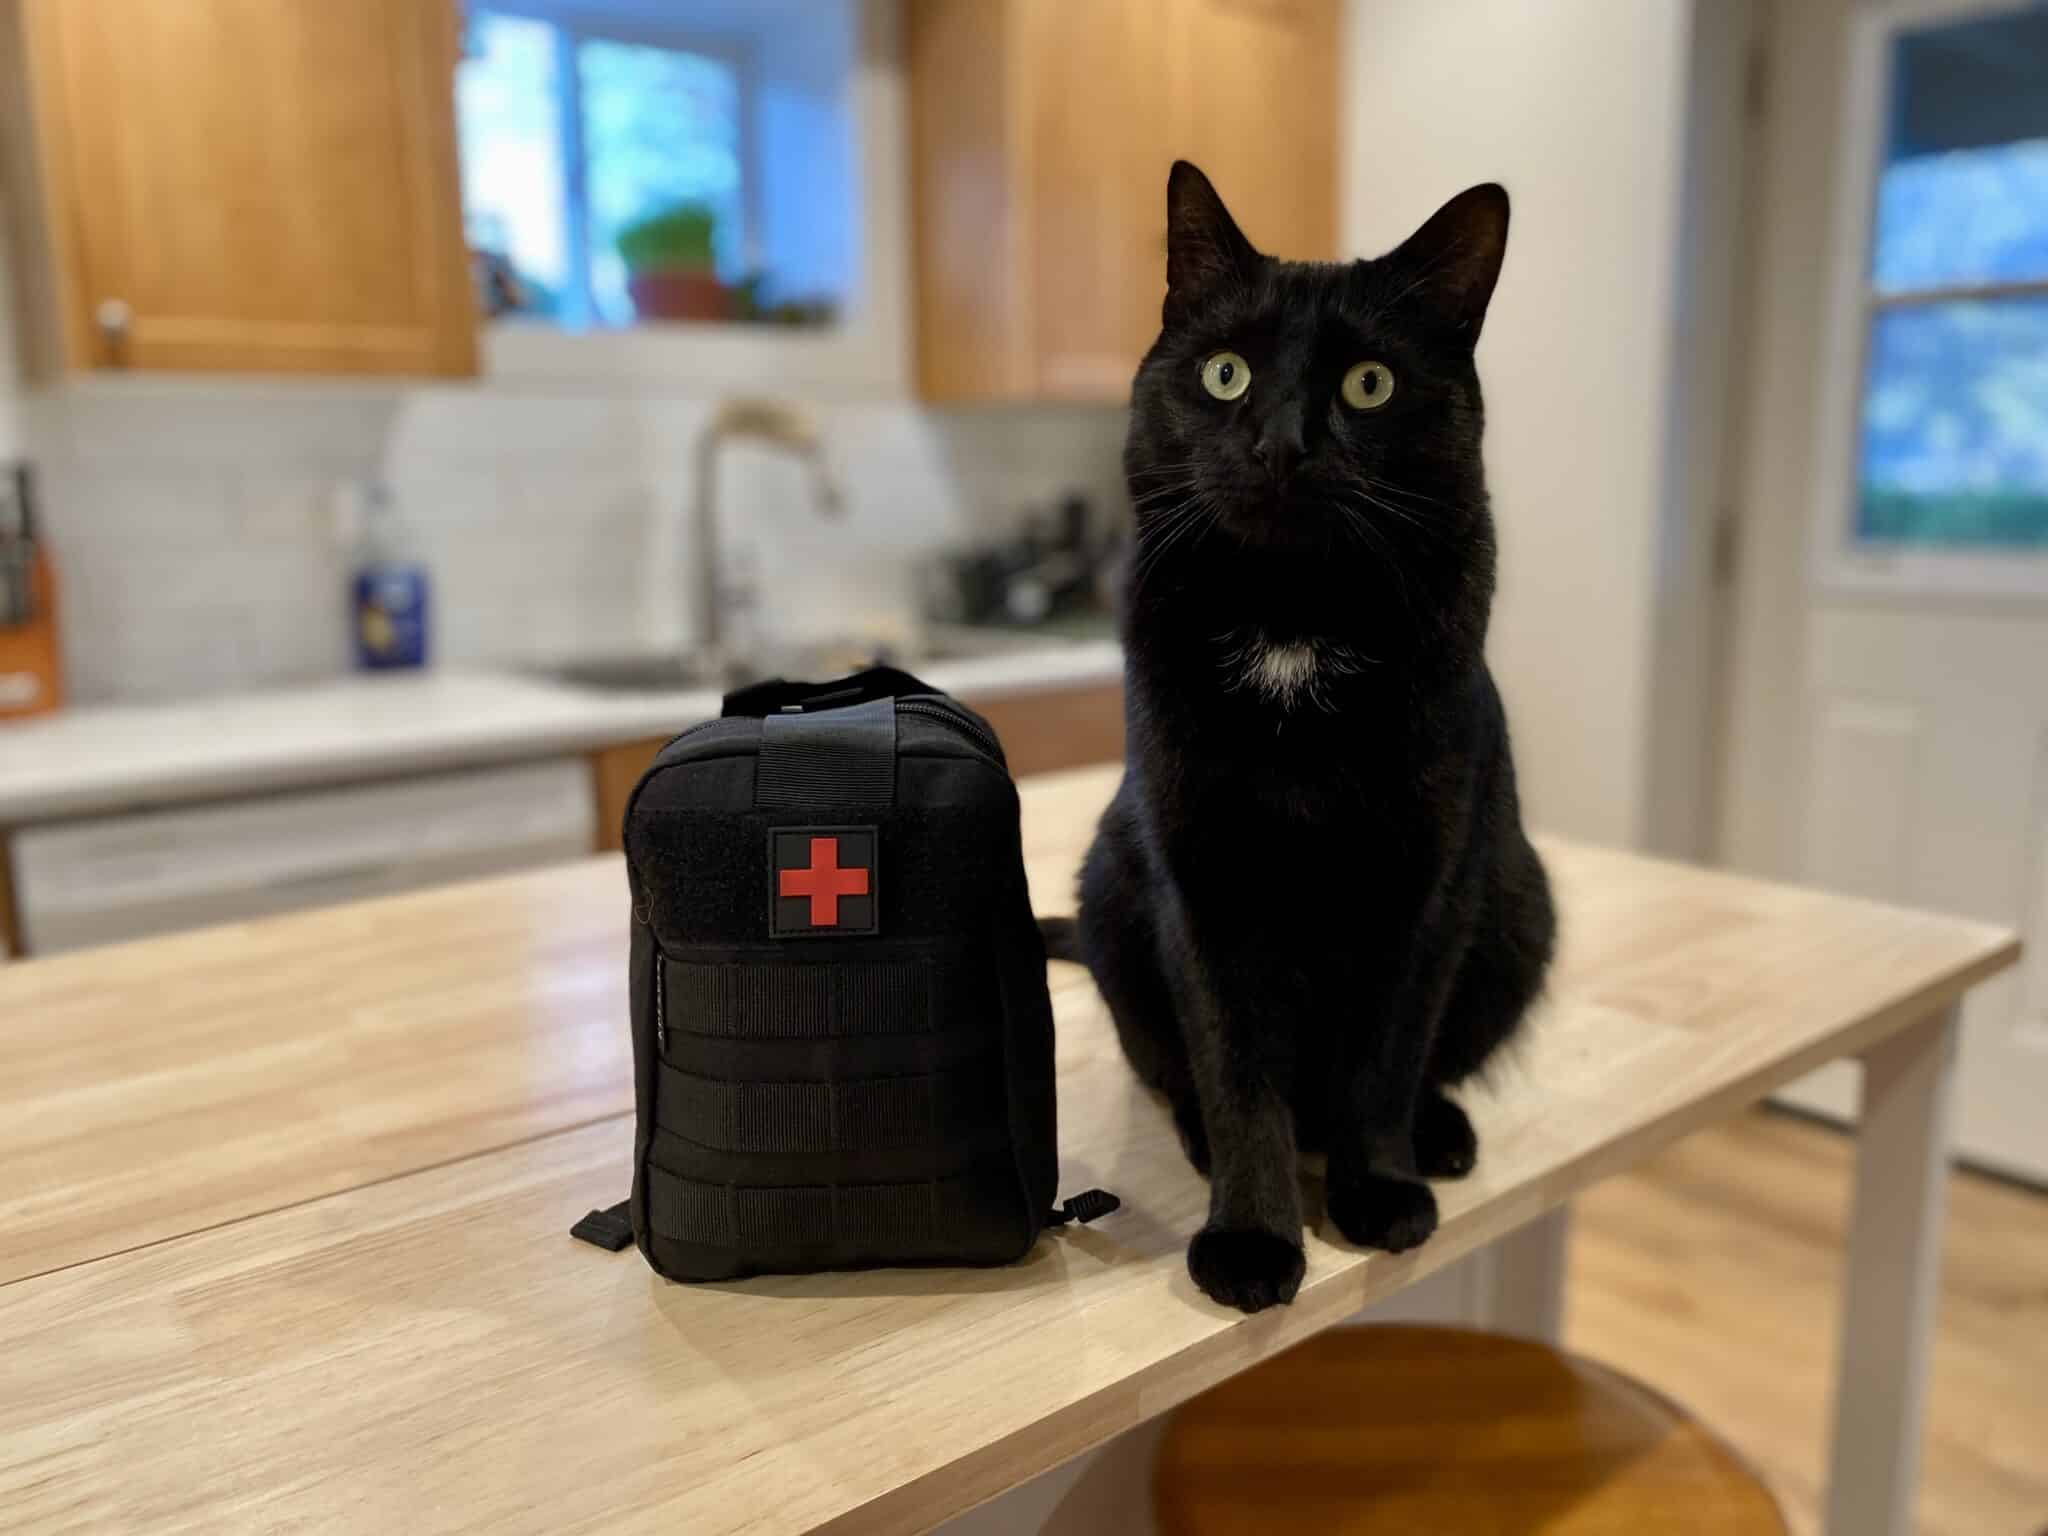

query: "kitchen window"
(1848, 4), (2048, 555)
(456, 3), (843, 332)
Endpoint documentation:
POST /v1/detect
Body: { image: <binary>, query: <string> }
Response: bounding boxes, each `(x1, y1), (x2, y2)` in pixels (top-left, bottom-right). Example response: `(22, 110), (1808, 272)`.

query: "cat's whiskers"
(1360, 476), (1458, 512)
(1129, 491), (1220, 592)
(1345, 487), (1443, 540)
(1331, 498), (1420, 626)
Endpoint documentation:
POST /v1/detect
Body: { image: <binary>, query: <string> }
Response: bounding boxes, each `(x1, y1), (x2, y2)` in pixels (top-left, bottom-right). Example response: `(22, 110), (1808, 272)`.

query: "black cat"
(1044, 163), (1555, 1313)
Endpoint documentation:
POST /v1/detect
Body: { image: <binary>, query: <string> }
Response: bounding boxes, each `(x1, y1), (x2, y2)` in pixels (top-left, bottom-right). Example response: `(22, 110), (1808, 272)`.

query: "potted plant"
(616, 203), (729, 322)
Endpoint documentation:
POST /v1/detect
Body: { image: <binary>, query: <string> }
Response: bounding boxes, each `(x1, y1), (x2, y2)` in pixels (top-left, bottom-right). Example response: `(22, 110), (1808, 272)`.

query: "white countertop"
(0, 642), (1124, 824)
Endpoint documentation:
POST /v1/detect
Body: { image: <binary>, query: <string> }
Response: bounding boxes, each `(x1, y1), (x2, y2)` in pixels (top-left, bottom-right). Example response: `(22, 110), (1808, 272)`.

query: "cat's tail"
(1037, 915), (1087, 966)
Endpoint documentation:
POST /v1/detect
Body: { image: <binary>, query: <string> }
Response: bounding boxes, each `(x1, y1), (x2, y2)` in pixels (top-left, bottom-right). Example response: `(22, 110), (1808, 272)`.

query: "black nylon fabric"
(621, 678), (1059, 1283)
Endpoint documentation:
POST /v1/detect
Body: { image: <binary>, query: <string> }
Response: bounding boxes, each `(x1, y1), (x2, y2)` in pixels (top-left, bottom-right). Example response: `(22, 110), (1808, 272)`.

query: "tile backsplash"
(20, 384), (1128, 703)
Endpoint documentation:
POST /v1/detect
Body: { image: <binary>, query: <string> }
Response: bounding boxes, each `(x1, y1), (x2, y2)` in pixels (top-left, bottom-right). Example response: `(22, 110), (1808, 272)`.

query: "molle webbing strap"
(664, 954), (941, 1040)
(755, 696), (896, 807)
(643, 1165), (989, 1250)
(654, 1060), (1002, 1154)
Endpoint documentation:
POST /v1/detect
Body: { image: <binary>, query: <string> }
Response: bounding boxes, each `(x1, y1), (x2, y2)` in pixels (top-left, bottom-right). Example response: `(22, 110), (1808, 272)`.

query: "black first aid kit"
(572, 667), (1115, 1281)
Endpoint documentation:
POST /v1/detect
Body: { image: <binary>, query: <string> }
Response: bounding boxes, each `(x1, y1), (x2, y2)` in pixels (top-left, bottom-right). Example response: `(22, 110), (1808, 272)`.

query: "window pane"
(1875, 5), (2048, 292)
(456, 12), (569, 319)
(1875, 139), (2048, 293)
(579, 39), (744, 327)
(1857, 298), (2048, 548)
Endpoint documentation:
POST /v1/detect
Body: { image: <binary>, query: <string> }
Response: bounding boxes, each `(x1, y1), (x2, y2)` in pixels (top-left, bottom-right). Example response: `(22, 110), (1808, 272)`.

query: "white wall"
(1717, 0), (1857, 881)
(1342, 0), (1715, 849)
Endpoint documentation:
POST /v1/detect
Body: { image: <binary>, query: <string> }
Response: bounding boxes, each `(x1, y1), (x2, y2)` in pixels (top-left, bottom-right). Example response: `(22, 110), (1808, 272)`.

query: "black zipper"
(897, 697), (1006, 769)
(649, 714), (741, 763)
(649, 693), (1007, 772)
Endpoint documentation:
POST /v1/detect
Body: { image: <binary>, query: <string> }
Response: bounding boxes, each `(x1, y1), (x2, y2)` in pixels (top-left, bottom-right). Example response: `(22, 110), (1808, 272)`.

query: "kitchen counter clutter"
(0, 765), (2018, 1536)
(0, 642), (1124, 824)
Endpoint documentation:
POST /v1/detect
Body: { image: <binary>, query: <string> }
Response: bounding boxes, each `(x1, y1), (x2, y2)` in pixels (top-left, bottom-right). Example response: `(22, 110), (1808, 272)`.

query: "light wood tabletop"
(0, 764), (2020, 1536)
(0, 856), (636, 1286)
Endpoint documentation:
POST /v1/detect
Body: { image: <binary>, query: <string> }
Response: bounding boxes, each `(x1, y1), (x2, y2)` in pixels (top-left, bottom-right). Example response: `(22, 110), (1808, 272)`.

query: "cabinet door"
(1020, 0), (1171, 401)
(21, 0), (475, 375)
(1165, 0), (1340, 263)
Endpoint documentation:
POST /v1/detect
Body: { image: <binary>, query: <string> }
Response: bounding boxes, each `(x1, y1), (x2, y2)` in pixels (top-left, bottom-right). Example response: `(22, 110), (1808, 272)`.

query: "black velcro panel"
(655, 1058), (1000, 1153)
(666, 954), (940, 1039)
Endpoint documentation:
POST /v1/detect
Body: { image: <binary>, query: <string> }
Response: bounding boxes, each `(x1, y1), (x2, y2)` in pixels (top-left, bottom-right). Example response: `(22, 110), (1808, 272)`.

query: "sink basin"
(531, 655), (724, 693)
(525, 648), (899, 695)
(527, 627), (1098, 696)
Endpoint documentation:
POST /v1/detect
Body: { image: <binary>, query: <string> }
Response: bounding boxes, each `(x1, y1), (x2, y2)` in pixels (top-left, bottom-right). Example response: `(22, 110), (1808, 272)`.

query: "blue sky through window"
(580, 38), (742, 326)
(457, 13), (568, 318)
(1855, 10), (2048, 551)
(456, 8), (744, 328)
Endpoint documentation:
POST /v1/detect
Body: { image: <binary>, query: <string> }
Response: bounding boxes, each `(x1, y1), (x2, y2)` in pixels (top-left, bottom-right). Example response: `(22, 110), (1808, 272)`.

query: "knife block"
(0, 552), (63, 719)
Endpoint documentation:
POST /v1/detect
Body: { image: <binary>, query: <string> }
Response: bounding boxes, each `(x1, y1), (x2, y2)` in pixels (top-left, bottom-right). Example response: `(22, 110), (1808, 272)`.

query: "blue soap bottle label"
(355, 565), (429, 669)
(350, 482), (431, 670)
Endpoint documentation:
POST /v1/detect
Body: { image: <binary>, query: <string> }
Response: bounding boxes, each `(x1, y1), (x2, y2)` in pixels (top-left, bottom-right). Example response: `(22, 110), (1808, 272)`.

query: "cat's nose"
(1254, 405), (1306, 482)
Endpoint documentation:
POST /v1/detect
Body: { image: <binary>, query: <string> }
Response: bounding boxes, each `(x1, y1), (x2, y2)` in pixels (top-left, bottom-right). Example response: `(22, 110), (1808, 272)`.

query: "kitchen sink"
(531, 655), (725, 693)
(526, 626), (1096, 696)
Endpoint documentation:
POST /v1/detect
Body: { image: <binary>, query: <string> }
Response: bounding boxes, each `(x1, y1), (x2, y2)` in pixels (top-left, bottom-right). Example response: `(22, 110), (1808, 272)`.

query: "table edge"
(806, 927), (2022, 1535)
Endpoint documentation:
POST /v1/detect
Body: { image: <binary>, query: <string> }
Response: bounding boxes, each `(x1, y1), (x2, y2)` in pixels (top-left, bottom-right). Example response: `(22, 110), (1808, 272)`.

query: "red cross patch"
(771, 827), (878, 936)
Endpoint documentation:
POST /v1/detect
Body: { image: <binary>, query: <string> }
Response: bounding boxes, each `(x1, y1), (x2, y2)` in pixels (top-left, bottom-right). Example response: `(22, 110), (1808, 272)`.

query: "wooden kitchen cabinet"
(908, 0), (1339, 403)
(584, 681), (1126, 854)
(588, 736), (670, 857)
(0, 842), (20, 961)
(972, 680), (1124, 779)
(0, 0), (476, 377)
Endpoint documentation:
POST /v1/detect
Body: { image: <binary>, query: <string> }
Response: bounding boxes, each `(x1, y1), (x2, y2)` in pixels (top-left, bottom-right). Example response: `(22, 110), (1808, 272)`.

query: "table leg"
(1478, 1205), (1571, 1343)
(1824, 1002), (1960, 1536)
(928, 1418), (1165, 1535)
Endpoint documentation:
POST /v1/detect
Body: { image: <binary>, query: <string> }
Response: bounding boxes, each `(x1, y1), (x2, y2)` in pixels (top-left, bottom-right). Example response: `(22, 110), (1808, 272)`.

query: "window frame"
(461, 1), (761, 331)
(1810, 0), (2048, 601)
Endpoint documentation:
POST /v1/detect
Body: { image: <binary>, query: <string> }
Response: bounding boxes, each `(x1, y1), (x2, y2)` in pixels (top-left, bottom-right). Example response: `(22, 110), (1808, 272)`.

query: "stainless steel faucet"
(690, 398), (844, 682)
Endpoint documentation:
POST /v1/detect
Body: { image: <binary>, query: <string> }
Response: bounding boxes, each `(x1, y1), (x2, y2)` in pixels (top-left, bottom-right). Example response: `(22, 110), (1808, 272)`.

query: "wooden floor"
(1566, 1108), (2048, 1536)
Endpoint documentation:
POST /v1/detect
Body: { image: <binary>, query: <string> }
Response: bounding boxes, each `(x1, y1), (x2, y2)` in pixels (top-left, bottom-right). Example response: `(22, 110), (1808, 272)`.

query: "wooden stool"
(1156, 1325), (1787, 1534)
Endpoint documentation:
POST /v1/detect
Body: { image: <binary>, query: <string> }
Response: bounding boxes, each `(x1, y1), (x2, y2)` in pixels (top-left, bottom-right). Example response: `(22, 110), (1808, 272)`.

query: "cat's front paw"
(1414, 1091), (1478, 1180)
(1187, 1226), (1305, 1313)
(1327, 1173), (1438, 1252)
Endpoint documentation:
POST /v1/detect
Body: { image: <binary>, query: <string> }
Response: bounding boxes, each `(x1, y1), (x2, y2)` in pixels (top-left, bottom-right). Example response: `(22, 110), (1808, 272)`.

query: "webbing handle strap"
(756, 696), (896, 808)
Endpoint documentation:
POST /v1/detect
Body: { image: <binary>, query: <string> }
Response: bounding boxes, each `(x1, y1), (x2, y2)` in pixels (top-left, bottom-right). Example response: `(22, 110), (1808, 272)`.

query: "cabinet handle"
(95, 298), (133, 364)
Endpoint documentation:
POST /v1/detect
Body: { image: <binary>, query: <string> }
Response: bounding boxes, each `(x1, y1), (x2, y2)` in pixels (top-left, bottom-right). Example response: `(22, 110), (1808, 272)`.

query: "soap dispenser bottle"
(350, 482), (431, 671)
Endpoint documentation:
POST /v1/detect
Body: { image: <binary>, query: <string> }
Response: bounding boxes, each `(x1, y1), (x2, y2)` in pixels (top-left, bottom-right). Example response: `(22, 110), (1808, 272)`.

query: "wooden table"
(0, 766), (2017, 1536)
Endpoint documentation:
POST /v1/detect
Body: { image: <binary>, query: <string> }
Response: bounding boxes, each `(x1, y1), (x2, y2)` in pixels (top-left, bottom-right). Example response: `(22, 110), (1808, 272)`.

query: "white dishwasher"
(12, 758), (597, 955)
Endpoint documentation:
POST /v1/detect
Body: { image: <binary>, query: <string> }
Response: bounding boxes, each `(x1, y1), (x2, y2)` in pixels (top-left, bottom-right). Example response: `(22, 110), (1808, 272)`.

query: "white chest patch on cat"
(1220, 629), (1366, 711)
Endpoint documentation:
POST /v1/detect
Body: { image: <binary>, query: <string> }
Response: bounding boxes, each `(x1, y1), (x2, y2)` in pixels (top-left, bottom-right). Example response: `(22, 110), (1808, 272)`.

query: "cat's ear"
(1165, 161), (1259, 321)
(1383, 183), (1510, 341)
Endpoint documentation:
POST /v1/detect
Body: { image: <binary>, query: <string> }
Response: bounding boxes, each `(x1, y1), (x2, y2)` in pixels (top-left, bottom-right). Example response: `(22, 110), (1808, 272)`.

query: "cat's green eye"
(1341, 360), (1396, 411)
(1201, 351), (1251, 401)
